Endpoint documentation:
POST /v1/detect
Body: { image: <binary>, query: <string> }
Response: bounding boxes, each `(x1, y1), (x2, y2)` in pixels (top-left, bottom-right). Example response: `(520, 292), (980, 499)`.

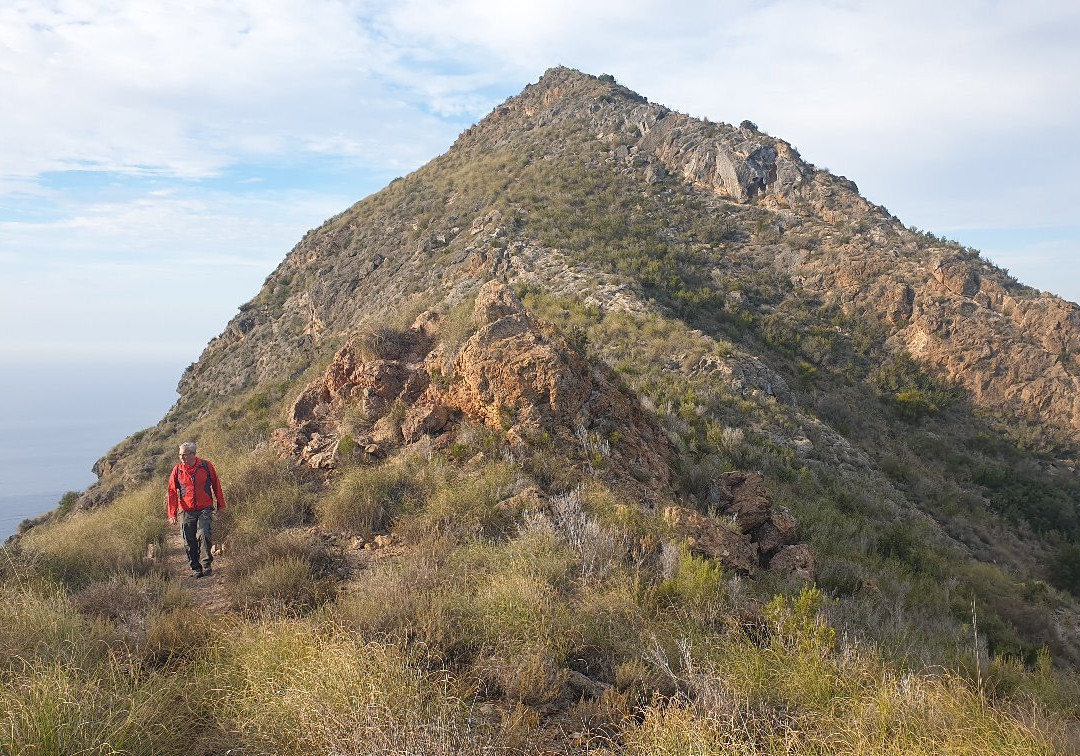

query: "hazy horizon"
(0, 360), (180, 540)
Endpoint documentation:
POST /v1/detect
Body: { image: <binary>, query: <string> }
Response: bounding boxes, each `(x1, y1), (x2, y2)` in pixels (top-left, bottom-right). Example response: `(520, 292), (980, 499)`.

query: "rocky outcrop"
(794, 239), (1080, 443)
(665, 471), (813, 578)
(442, 282), (673, 490)
(274, 281), (675, 499)
(891, 257), (1080, 437)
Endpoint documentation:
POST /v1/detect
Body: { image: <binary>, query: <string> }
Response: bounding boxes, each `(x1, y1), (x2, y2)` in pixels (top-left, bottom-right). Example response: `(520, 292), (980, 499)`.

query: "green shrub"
(56, 491), (80, 516)
(651, 548), (729, 627)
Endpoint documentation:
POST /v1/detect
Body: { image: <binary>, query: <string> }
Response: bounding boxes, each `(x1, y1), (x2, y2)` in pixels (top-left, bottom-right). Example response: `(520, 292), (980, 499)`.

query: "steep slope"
(41, 66), (1080, 662)
(9, 65), (1080, 753)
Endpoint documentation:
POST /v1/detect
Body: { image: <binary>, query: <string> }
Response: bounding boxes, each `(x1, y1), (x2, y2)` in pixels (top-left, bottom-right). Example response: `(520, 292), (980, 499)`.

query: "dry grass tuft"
(19, 483), (166, 586)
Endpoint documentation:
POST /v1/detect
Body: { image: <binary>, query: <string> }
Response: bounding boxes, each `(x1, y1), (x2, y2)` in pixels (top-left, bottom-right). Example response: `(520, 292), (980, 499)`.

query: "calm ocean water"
(0, 361), (181, 541)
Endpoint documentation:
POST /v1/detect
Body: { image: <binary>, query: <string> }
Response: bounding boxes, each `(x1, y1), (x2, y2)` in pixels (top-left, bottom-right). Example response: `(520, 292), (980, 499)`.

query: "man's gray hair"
(179, 441), (197, 455)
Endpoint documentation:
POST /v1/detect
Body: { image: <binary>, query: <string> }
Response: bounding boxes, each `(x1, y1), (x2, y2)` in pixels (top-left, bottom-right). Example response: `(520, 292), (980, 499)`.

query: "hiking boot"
(203, 566), (213, 576)
(192, 569), (204, 578)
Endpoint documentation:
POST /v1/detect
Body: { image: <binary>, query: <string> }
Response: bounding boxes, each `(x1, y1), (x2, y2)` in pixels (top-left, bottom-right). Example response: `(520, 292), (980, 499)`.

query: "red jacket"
(167, 457), (226, 519)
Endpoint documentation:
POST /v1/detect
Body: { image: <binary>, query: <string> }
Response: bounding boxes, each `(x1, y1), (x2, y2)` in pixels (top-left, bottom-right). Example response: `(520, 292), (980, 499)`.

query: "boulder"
(752, 507), (797, 558)
(664, 505), (758, 574)
(709, 471), (773, 532)
(768, 544), (816, 582)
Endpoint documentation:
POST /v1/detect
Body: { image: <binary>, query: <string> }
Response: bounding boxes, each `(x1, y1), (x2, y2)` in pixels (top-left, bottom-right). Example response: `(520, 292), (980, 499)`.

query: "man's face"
(179, 449), (195, 463)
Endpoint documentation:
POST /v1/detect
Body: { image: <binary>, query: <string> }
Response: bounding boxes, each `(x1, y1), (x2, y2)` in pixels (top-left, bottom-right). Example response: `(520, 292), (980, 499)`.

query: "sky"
(2, 0), (1078, 378)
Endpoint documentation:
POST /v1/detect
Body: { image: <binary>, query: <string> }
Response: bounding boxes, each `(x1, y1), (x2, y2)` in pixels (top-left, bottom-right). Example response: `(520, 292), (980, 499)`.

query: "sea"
(0, 360), (181, 541)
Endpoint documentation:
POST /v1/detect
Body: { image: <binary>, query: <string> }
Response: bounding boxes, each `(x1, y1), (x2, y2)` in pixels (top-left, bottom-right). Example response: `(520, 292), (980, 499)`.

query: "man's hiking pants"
(180, 508), (214, 571)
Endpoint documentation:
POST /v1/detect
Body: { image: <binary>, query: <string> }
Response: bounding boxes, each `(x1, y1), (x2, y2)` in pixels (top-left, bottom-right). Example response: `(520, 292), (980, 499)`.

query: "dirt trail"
(164, 524), (231, 615)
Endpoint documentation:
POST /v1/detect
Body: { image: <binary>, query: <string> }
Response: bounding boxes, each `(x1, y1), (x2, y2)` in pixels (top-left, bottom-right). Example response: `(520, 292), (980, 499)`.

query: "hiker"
(167, 441), (227, 578)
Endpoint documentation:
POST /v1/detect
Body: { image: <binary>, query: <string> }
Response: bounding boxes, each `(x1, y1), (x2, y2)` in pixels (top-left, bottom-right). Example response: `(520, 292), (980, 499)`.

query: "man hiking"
(167, 441), (227, 578)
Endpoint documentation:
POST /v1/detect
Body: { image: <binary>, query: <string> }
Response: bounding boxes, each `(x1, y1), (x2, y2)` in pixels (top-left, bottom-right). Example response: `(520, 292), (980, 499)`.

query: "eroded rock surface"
(665, 472), (813, 578)
(274, 281), (674, 500)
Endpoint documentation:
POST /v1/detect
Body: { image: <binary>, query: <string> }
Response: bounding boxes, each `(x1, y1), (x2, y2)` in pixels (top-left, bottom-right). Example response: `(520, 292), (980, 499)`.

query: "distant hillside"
(6, 67), (1079, 753)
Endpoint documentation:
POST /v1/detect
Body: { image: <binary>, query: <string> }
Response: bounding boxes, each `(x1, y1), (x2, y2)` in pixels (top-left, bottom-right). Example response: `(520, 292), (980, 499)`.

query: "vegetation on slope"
(6, 68), (1080, 753)
(5, 302), (1080, 753)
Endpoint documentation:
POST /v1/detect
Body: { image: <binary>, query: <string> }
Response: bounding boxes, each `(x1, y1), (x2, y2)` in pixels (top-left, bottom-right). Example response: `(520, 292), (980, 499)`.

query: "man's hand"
(168, 516), (176, 525)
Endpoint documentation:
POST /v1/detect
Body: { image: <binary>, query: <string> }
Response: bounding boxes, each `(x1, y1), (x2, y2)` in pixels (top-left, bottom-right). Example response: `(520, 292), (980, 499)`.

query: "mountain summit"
(184, 66), (1080, 447)
(8, 68), (1080, 752)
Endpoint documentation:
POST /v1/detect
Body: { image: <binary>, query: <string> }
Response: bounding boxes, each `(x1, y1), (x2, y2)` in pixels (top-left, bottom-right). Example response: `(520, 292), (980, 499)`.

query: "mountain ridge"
(7, 65), (1080, 753)
(167, 66), (1080, 455)
(64, 67), (1080, 618)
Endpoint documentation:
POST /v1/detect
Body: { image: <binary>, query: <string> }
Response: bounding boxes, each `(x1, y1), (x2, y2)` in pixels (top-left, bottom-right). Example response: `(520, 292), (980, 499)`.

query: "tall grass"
(0, 581), (210, 755)
(216, 448), (319, 539)
(0, 583), (117, 671)
(206, 619), (515, 754)
(624, 589), (1073, 755)
(317, 457), (428, 535)
(1, 657), (205, 756)
(19, 482), (166, 586)
(225, 530), (341, 614)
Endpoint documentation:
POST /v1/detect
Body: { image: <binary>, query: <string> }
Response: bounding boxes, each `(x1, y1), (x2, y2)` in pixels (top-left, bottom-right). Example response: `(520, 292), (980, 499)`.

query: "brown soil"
(165, 523), (231, 615)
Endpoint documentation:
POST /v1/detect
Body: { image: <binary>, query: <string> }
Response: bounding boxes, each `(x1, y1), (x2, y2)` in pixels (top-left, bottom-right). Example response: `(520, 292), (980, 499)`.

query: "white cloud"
(0, 0), (461, 182)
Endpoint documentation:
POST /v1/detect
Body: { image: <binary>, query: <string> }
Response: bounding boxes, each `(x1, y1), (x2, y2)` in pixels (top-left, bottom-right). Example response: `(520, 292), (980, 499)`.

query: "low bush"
(225, 531), (341, 615)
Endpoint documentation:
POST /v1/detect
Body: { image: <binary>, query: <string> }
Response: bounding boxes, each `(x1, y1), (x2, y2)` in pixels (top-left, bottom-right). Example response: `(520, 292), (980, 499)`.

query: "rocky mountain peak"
(86, 66), (1080, 551)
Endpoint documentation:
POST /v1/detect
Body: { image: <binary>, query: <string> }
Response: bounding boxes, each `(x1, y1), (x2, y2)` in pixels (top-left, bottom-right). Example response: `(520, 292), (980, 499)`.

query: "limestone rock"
(473, 278), (527, 323)
(931, 257), (979, 297)
(371, 415), (403, 446)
